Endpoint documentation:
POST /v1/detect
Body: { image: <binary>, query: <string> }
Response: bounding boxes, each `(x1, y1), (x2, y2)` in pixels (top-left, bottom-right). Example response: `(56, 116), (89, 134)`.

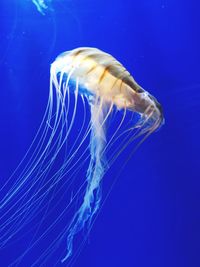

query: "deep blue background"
(0, 0), (200, 266)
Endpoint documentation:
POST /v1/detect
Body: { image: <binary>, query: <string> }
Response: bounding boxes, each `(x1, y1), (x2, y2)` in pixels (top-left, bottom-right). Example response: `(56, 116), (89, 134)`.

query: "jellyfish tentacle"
(62, 98), (108, 262)
(0, 67), (72, 209)
(0, 70), (79, 247)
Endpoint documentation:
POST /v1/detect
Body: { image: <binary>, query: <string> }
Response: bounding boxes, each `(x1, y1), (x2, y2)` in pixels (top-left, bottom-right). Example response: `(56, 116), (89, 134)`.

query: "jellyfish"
(0, 47), (164, 265)
(32, 0), (52, 14)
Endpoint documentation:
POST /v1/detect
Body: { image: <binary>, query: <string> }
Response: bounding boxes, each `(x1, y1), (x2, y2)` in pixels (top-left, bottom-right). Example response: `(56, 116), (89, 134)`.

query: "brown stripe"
(73, 48), (88, 57)
(77, 52), (102, 70)
(108, 77), (122, 93)
(105, 62), (126, 79)
(86, 65), (97, 74)
(98, 65), (110, 83)
(71, 49), (98, 69)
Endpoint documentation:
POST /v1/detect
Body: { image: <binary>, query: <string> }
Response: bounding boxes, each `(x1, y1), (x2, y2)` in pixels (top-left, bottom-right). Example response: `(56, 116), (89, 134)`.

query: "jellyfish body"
(0, 47), (163, 265)
(51, 47), (164, 261)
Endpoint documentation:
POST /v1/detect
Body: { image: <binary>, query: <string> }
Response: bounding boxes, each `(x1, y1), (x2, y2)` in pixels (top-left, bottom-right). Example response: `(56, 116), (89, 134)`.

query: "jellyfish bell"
(0, 47), (164, 265)
(52, 47), (164, 131)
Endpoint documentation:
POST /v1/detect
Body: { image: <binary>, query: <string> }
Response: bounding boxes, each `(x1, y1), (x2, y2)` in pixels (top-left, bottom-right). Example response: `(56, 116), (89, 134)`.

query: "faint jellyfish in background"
(32, 0), (53, 14)
(0, 47), (164, 265)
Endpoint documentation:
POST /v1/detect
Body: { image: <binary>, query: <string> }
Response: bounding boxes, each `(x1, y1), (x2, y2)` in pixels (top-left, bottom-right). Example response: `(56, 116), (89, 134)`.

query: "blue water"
(0, 0), (200, 266)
